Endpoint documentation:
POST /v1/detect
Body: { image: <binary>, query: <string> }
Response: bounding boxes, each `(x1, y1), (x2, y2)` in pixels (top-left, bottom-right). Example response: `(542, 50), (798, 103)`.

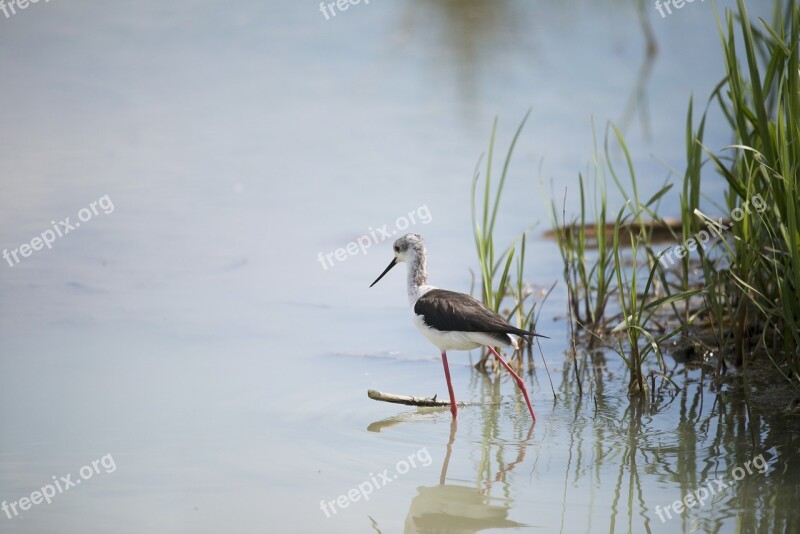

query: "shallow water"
(1, 1), (797, 532)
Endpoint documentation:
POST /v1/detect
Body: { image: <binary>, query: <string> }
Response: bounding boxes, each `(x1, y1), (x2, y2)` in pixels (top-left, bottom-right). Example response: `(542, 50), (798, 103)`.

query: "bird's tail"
(510, 326), (550, 340)
(524, 332), (550, 340)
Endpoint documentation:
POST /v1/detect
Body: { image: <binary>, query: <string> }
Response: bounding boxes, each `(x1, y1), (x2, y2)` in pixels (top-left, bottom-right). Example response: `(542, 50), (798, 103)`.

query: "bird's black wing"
(414, 289), (546, 339)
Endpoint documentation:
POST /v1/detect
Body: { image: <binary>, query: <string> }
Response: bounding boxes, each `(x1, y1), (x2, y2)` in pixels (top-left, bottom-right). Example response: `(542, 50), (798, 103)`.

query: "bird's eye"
(393, 245), (400, 252)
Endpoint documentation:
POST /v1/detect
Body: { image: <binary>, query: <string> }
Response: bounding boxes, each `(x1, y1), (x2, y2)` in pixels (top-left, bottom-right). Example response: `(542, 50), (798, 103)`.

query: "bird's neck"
(406, 250), (429, 304)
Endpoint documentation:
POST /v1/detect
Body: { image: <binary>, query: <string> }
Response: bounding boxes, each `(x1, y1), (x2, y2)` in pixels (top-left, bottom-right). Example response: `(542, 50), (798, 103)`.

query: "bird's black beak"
(370, 258), (398, 287)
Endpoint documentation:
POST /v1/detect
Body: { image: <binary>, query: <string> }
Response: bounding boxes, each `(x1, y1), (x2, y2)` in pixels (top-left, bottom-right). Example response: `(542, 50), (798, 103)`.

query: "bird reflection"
(404, 419), (533, 533)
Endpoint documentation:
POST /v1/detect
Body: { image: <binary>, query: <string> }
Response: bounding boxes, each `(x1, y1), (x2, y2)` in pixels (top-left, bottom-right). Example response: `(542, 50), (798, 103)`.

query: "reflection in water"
(367, 410), (444, 433)
(367, 350), (799, 532)
(558, 351), (797, 533)
(397, 0), (657, 128)
(617, 0), (659, 138)
(405, 485), (524, 533)
(397, 0), (523, 107)
(367, 372), (539, 532)
(404, 419), (531, 533)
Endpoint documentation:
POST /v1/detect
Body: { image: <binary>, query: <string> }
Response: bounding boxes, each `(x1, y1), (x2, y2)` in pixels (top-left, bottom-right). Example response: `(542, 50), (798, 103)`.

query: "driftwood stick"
(367, 389), (501, 407)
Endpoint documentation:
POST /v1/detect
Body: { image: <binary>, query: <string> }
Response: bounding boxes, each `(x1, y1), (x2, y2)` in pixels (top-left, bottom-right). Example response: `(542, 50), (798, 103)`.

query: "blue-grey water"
(1, 1), (797, 532)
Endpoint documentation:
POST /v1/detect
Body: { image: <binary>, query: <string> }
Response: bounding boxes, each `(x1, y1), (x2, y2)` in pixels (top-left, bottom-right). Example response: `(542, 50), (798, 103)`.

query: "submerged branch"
(367, 389), (501, 407)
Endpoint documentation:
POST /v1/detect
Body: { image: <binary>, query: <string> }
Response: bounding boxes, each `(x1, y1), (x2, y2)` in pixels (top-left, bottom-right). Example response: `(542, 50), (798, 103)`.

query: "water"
(1, 1), (797, 532)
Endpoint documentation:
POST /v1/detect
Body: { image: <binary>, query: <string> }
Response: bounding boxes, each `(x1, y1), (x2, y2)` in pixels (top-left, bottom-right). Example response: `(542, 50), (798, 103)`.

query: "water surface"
(1, 1), (797, 532)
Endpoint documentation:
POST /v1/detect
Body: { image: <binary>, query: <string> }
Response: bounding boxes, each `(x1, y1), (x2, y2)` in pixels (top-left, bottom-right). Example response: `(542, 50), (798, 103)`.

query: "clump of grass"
(471, 110), (547, 369)
(548, 0), (800, 395)
(549, 131), (614, 338)
(471, 113), (527, 315)
(605, 124), (702, 396)
(704, 0), (800, 379)
(474, 0), (799, 398)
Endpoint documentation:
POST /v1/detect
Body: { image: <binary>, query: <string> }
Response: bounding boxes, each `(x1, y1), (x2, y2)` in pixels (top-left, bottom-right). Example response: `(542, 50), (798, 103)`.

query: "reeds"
(471, 110), (545, 368)
(475, 0), (799, 395)
(550, 0), (800, 393)
(706, 0), (800, 378)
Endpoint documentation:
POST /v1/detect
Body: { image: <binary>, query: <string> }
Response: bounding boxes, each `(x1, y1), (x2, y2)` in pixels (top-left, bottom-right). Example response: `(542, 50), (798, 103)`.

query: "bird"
(369, 233), (545, 420)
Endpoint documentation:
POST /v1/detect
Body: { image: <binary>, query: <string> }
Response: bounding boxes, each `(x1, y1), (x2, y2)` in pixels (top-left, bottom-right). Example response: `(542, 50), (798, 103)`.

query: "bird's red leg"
(486, 346), (536, 421)
(440, 351), (458, 418)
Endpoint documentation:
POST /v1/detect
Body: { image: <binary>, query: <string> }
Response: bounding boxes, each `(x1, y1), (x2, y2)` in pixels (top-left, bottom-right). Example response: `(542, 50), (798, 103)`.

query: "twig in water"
(367, 389), (502, 407)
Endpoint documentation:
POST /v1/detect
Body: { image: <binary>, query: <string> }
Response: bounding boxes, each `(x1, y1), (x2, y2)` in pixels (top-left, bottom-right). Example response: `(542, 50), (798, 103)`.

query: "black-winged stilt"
(370, 233), (545, 420)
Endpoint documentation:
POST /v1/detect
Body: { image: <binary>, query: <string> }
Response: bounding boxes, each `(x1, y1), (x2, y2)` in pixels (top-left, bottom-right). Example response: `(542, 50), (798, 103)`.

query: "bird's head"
(369, 233), (425, 287)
